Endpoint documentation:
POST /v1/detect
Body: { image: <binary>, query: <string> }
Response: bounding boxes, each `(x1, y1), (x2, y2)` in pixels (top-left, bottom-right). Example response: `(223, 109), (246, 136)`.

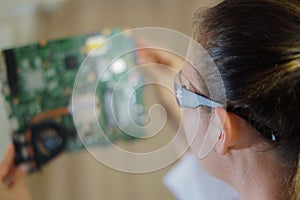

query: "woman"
(142, 0), (300, 199)
(174, 0), (300, 199)
(1, 0), (300, 199)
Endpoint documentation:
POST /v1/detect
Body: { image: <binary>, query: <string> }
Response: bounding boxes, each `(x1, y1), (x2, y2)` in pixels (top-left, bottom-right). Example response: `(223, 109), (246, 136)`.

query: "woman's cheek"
(183, 108), (208, 155)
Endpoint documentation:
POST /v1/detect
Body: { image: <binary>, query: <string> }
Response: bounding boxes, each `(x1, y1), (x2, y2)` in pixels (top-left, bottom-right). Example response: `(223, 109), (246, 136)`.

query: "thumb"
(10, 166), (31, 200)
(0, 144), (15, 180)
(11, 166), (28, 190)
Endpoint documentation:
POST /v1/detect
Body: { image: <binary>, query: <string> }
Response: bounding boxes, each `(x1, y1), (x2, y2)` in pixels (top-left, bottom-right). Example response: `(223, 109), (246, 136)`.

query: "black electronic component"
(13, 121), (67, 173)
(65, 55), (78, 70)
(3, 49), (19, 97)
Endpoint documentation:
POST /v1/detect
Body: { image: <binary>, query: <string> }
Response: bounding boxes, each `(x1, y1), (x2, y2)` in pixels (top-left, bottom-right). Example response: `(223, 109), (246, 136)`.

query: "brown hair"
(193, 0), (300, 199)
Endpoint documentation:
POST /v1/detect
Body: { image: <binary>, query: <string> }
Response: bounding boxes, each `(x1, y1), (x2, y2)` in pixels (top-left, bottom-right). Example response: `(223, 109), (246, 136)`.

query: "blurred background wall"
(0, 0), (220, 200)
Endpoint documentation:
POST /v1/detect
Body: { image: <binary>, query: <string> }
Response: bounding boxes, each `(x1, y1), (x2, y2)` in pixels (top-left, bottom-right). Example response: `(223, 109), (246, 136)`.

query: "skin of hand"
(136, 47), (184, 127)
(0, 144), (31, 200)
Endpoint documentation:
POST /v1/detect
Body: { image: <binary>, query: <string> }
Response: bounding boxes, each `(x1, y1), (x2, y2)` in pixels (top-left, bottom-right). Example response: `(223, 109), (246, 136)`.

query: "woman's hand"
(136, 45), (184, 126)
(0, 144), (31, 200)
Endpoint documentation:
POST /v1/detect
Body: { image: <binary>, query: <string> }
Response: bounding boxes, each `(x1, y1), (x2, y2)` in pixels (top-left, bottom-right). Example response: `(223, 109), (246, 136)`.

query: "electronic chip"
(65, 55), (78, 70)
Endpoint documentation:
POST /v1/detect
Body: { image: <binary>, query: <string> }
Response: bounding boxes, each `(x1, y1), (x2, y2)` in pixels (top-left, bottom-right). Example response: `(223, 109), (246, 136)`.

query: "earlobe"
(214, 107), (234, 155)
(217, 129), (230, 155)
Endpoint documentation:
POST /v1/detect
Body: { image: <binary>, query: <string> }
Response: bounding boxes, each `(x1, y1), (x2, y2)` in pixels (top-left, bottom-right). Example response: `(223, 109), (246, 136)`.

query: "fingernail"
(19, 165), (28, 173)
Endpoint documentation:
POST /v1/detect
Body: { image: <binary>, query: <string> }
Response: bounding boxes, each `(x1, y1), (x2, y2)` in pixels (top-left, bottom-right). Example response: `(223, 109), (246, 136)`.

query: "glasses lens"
(174, 72), (183, 107)
(174, 71), (200, 108)
(174, 71), (223, 109)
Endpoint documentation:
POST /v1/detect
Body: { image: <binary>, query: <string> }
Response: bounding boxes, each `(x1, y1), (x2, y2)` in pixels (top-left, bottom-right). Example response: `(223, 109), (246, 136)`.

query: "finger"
(136, 48), (163, 63)
(136, 49), (157, 64)
(3, 166), (17, 186)
(10, 166), (28, 190)
(0, 144), (15, 180)
(138, 48), (184, 70)
(137, 48), (169, 63)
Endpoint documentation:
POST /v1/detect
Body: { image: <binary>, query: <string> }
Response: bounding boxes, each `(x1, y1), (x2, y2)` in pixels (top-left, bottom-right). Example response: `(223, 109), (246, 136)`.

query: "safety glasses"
(174, 70), (222, 109)
(173, 69), (278, 142)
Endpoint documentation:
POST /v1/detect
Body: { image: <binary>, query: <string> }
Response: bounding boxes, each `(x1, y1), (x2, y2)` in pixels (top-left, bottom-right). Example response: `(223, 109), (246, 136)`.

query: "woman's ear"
(214, 107), (237, 155)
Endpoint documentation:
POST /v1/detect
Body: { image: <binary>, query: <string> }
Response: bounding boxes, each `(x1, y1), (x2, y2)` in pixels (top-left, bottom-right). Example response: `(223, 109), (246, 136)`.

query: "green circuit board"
(0, 29), (146, 152)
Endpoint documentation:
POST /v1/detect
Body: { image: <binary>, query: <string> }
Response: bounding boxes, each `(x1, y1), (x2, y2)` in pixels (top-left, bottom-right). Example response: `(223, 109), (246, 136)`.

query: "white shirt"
(164, 152), (240, 200)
